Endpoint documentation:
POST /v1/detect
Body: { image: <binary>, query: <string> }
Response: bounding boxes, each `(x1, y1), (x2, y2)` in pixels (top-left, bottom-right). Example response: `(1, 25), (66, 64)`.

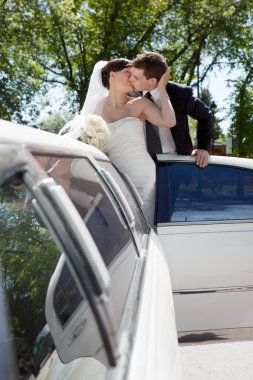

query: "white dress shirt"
(147, 89), (176, 154)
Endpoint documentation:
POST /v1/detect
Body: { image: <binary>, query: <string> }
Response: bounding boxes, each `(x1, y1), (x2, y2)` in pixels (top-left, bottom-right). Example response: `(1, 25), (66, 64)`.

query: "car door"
(156, 154), (253, 334)
(38, 152), (181, 379)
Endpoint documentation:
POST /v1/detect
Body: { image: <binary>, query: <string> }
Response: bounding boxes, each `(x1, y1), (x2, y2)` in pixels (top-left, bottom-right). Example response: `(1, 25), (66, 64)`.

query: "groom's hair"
(101, 58), (132, 89)
(132, 52), (169, 81)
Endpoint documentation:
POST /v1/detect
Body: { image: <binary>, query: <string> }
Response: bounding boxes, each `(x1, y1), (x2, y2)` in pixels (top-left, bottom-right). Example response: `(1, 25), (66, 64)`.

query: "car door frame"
(155, 154), (253, 335)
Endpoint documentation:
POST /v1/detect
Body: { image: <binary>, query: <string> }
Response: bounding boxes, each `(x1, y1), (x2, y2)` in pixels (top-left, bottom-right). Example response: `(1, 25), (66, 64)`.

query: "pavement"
(180, 339), (253, 379)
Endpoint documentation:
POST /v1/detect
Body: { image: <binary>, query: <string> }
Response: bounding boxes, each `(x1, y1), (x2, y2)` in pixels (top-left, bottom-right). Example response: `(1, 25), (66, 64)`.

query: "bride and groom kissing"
(60, 51), (212, 225)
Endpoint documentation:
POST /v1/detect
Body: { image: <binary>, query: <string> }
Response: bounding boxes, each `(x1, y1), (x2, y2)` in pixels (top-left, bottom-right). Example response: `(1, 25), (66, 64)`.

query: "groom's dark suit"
(146, 82), (212, 159)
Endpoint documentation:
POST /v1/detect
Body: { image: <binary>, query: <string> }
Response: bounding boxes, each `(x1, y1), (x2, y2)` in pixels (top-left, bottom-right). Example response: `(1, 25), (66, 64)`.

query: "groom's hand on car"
(191, 149), (209, 168)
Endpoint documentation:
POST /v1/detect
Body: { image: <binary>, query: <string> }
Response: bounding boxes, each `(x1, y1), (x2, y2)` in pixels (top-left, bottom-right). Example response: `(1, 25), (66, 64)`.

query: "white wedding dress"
(104, 117), (156, 225)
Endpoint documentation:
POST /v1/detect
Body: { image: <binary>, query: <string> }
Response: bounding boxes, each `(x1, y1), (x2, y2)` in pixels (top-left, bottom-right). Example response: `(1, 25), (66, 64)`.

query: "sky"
(200, 67), (241, 134)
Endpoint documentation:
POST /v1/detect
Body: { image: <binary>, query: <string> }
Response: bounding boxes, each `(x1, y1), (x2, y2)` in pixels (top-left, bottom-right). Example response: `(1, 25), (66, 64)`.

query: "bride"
(60, 58), (176, 225)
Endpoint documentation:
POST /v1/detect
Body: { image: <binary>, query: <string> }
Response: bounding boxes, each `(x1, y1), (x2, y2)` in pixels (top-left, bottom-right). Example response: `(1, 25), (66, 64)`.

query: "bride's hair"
(101, 58), (132, 89)
(59, 58), (132, 136)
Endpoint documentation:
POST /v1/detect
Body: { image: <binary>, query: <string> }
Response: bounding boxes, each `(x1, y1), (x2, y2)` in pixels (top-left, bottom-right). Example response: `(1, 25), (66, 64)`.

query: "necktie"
(145, 92), (163, 159)
(146, 91), (152, 100)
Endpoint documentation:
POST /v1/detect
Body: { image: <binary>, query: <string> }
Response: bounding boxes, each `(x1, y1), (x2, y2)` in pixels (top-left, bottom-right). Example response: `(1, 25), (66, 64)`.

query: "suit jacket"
(146, 82), (212, 159)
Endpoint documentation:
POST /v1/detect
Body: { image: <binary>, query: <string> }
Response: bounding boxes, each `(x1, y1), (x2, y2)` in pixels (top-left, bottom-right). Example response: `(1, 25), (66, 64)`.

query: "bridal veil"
(59, 60), (108, 137)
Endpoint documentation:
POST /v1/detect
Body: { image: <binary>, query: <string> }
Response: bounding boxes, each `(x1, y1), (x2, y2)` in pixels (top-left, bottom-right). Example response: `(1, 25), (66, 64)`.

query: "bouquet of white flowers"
(80, 114), (110, 150)
(60, 114), (110, 151)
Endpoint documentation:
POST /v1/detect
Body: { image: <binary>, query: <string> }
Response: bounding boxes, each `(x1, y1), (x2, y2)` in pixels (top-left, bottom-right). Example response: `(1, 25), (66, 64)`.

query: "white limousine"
(0, 120), (181, 380)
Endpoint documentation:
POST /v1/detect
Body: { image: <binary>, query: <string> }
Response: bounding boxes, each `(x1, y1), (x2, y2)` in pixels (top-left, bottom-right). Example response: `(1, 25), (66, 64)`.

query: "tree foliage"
(229, 72), (253, 157)
(0, 187), (60, 360)
(199, 88), (225, 143)
(39, 109), (73, 133)
(1, 0), (252, 124)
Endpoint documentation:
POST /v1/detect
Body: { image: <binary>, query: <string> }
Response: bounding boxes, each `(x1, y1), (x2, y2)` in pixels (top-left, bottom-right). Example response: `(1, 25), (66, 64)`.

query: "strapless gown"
(105, 117), (156, 225)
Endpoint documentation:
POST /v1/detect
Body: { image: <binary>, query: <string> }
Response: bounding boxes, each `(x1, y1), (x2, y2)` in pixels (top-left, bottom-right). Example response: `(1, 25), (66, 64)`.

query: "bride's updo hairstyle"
(101, 58), (132, 89)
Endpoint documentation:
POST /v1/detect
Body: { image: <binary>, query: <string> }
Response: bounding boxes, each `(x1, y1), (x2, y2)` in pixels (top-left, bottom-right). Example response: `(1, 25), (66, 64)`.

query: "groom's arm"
(187, 88), (212, 167)
(185, 87), (212, 152)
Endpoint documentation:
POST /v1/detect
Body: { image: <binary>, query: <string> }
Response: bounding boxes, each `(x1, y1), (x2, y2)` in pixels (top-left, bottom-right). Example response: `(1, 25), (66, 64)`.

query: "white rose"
(80, 114), (110, 150)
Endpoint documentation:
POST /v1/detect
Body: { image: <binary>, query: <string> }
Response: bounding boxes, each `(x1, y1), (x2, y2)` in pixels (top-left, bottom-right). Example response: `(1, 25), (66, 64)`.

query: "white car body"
(155, 153), (253, 338)
(0, 120), (181, 380)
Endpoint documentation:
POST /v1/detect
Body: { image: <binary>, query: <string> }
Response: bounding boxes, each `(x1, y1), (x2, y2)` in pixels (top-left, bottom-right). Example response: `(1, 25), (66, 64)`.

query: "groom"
(130, 52), (212, 168)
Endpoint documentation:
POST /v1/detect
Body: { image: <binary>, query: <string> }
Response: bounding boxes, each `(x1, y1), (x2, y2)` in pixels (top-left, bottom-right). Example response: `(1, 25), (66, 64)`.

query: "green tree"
(39, 109), (73, 133)
(200, 88), (224, 143)
(1, 0), (252, 120)
(189, 88), (225, 148)
(0, 0), (43, 122)
(0, 187), (60, 360)
(229, 72), (253, 157)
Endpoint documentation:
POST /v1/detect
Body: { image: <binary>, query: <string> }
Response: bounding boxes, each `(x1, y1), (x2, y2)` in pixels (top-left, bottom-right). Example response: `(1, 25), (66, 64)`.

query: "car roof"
(0, 119), (109, 160)
(157, 153), (253, 170)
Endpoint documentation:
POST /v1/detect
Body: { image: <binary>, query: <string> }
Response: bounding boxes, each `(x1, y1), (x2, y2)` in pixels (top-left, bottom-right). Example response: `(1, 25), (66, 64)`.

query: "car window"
(34, 155), (138, 328)
(31, 324), (55, 376)
(157, 163), (253, 223)
(97, 160), (147, 233)
(53, 262), (83, 327)
(34, 155), (139, 267)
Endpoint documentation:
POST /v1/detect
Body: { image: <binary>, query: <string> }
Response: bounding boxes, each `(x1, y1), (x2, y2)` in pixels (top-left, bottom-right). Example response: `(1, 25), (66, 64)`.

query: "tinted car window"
(34, 155), (138, 328)
(31, 324), (55, 375)
(98, 160), (147, 233)
(157, 163), (253, 223)
(54, 263), (83, 327)
(35, 156), (138, 267)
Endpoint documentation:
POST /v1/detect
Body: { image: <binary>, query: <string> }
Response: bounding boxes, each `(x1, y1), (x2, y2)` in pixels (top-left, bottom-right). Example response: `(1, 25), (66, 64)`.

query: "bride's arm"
(141, 70), (176, 128)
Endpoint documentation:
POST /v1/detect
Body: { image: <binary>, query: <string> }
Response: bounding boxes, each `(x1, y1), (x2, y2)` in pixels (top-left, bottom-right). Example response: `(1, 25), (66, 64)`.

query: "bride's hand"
(157, 69), (170, 91)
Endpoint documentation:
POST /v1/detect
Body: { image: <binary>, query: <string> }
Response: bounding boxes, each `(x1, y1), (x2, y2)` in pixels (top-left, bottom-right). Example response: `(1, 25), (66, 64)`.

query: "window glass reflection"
(36, 156), (138, 267)
(157, 163), (253, 223)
